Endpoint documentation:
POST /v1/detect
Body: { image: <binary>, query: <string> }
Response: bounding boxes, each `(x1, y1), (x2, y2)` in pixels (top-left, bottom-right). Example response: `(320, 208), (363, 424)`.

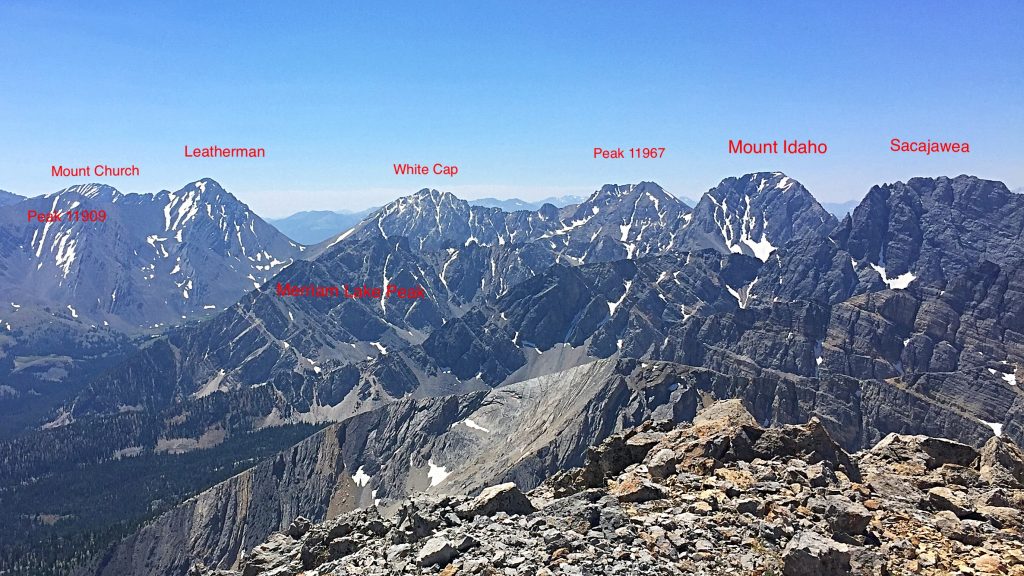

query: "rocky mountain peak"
(836, 174), (1024, 289)
(388, 188), (467, 217)
(158, 178), (237, 208)
(582, 181), (687, 213)
(679, 172), (836, 261)
(411, 187), (459, 203)
(540, 181), (691, 263)
(54, 183), (122, 202)
(710, 171), (802, 199)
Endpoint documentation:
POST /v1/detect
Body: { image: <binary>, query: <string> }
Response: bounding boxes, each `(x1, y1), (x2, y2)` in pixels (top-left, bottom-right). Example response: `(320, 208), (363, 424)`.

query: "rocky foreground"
(198, 400), (1024, 575)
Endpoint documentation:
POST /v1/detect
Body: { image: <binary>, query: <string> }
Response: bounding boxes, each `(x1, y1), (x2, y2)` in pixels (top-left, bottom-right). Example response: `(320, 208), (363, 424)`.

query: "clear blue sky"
(2, 1), (1021, 216)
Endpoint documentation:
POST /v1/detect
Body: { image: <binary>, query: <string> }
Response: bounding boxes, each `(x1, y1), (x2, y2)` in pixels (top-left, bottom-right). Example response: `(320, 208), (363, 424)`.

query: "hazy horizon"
(3, 171), (1013, 219)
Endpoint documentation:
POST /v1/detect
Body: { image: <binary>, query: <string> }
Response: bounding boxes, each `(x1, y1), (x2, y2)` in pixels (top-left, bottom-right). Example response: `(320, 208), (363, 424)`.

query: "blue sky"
(2, 1), (1021, 216)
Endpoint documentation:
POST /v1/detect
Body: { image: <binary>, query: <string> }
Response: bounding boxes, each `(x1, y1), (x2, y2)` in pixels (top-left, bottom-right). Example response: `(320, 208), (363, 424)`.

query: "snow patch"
(607, 280), (632, 316)
(462, 419), (490, 433)
(741, 234), (776, 262)
(326, 227), (356, 249)
(983, 420), (1003, 437)
(352, 466), (371, 487)
(42, 407), (75, 430)
(870, 263), (917, 290)
(726, 278), (758, 309)
(427, 460), (450, 486)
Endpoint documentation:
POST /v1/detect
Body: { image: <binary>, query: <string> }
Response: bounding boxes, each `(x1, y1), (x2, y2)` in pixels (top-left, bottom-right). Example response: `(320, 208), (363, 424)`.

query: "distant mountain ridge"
(467, 194), (586, 211)
(268, 209), (375, 244)
(0, 190), (25, 206)
(821, 199), (858, 217)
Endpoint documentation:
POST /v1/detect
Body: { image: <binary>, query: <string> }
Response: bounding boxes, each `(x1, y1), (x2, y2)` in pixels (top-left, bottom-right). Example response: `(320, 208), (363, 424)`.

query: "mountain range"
(0, 172), (1021, 576)
(466, 194), (587, 212)
(266, 195), (587, 245)
(0, 179), (302, 331)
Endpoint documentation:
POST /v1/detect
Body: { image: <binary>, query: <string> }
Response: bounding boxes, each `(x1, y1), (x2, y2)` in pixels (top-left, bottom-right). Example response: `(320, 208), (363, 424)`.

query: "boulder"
(647, 448), (677, 478)
(782, 531), (852, 576)
(935, 509), (962, 530)
(286, 516), (311, 539)
(611, 474), (667, 503)
(977, 505), (1021, 528)
(870, 434), (978, 471)
(979, 436), (1024, 488)
(625, 431), (665, 462)
(692, 399), (757, 431)
(927, 486), (972, 518)
(752, 418), (861, 482)
(825, 497), (872, 536)
(806, 462), (839, 488)
(456, 483), (535, 519)
(416, 537), (458, 567)
(327, 537), (359, 559)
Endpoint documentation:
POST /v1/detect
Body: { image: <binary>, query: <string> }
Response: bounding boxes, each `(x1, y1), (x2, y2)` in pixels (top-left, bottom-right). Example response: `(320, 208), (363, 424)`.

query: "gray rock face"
(836, 175), (1024, 287)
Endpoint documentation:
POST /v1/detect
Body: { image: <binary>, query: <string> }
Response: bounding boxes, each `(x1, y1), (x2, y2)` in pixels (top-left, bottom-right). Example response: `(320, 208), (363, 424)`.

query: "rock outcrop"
(198, 400), (1024, 576)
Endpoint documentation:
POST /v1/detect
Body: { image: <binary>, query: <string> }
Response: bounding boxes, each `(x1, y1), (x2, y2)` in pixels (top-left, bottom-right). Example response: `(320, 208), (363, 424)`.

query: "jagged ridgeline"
(0, 173), (1021, 576)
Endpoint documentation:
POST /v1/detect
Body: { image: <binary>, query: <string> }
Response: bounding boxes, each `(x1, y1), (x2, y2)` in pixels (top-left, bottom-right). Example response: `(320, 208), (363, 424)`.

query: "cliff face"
(82, 360), (655, 575)
(86, 426), (346, 576)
